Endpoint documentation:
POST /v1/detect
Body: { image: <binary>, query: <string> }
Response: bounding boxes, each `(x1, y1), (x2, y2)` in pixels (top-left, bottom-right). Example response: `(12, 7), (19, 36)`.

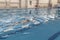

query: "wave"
(0, 8), (58, 39)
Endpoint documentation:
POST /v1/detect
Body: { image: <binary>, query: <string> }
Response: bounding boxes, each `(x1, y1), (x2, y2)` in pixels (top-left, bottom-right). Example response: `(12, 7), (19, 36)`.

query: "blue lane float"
(0, 16), (41, 39)
(0, 15), (56, 39)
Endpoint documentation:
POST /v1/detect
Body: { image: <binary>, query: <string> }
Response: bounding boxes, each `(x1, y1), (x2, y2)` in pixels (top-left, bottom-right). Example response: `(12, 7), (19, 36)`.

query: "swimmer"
(21, 20), (30, 24)
(29, 10), (31, 14)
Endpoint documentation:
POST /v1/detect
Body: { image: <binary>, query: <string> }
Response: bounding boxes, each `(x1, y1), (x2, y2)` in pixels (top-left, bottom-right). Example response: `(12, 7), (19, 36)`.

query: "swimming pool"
(0, 8), (60, 40)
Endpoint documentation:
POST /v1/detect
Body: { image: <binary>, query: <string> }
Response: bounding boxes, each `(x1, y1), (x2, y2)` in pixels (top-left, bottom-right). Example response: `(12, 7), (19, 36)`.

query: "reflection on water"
(0, 8), (60, 39)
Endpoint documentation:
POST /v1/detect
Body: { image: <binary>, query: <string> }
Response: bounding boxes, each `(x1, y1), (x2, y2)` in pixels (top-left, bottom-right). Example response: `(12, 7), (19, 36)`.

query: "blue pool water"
(0, 8), (60, 40)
